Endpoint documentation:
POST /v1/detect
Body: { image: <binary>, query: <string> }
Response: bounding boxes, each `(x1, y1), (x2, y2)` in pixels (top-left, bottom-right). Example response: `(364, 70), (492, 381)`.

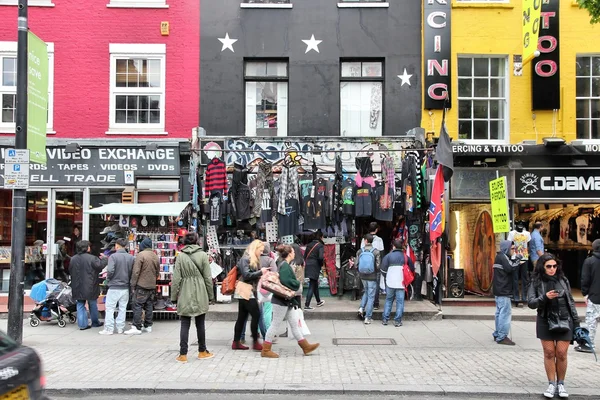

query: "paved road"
(3, 318), (598, 397)
(50, 395), (525, 400)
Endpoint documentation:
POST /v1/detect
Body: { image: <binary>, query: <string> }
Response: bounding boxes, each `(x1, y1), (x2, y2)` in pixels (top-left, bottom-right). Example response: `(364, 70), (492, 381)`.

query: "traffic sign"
(4, 149), (30, 164)
(3, 162), (30, 189)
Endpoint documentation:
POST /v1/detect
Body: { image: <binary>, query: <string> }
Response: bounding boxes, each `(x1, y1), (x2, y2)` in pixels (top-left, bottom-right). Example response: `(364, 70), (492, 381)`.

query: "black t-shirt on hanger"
(341, 178), (356, 216)
(373, 182), (393, 222)
(303, 178), (328, 231)
(355, 182), (373, 218)
(278, 198), (300, 237)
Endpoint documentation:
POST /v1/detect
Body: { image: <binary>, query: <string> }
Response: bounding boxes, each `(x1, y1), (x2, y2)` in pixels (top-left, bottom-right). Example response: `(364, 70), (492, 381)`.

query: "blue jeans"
(360, 279), (377, 319)
(76, 299), (100, 329)
(104, 288), (129, 333)
(493, 296), (512, 342)
(383, 287), (405, 323)
(241, 303), (267, 339)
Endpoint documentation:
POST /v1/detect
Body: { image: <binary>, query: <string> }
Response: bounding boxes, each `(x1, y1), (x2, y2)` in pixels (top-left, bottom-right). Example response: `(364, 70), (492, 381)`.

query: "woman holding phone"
(528, 253), (580, 399)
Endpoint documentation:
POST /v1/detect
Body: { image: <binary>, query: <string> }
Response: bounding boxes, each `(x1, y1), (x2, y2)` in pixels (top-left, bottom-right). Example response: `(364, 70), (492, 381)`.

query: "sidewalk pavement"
(4, 314), (599, 397)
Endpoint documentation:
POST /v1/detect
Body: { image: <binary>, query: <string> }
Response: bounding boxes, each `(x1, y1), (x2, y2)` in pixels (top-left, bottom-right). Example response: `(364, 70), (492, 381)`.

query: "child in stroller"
(29, 279), (77, 328)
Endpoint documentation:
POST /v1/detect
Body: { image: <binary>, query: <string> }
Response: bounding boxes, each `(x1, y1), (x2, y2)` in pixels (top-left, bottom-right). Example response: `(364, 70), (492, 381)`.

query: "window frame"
(244, 59), (289, 137)
(108, 43), (167, 135)
(337, 0), (389, 8)
(240, 0), (293, 9)
(107, 0), (168, 8)
(0, 0), (54, 6)
(0, 41), (54, 134)
(339, 59), (385, 137)
(457, 55), (509, 143)
(575, 55), (600, 141)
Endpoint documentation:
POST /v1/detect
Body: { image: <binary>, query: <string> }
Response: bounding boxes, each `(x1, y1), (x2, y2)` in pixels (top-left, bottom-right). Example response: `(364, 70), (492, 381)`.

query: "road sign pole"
(8, 0), (28, 344)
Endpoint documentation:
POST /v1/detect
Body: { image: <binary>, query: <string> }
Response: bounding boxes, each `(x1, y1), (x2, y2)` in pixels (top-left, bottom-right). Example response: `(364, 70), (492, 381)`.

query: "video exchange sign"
(0, 146), (179, 187)
(516, 169), (600, 199)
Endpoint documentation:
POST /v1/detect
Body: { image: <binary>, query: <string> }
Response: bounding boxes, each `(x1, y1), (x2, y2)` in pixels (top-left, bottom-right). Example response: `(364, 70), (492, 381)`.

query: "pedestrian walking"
(380, 239), (414, 327)
(304, 231), (325, 310)
(528, 253), (580, 399)
(357, 234), (381, 324)
(240, 242), (276, 342)
(232, 240), (268, 351)
(69, 240), (105, 331)
(578, 239), (600, 353)
(99, 238), (134, 335)
(125, 237), (160, 335)
(492, 240), (522, 345)
(171, 233), (215, 363)
(261, 244), (319, 358)
(362, 222), (385, 309)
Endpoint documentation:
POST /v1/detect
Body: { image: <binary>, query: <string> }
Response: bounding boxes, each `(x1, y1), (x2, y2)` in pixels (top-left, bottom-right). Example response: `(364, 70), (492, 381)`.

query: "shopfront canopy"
(84, 202), (190, 217)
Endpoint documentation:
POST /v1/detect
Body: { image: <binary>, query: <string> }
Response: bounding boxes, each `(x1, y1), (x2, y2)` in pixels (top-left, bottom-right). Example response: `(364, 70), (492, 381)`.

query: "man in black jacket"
(492, 240), (522, 345)
(70, 240), (106, 330)
(579, 239), (600, 352)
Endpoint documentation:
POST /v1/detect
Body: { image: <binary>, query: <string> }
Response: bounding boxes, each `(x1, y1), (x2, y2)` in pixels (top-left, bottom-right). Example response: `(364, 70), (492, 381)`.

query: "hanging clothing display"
(229, 162), (252, 221)
(204, 157), (227, 197)
(278, 198), (300, 237)
(207, 192), (225, 226)
(303, 177), (328, 231)
(277, 164), (299, 215)
(355, 182), (373, 218)
(355, 157), (375, 188)
(251, 161), (275, 220)
(372, 181), (393, 222)
(341, 177), (356, 216)
(332, 155), (344, 226)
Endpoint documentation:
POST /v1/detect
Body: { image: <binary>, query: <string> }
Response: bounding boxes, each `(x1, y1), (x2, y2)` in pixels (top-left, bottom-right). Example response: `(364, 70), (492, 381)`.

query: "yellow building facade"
(422, 0), (600, 145)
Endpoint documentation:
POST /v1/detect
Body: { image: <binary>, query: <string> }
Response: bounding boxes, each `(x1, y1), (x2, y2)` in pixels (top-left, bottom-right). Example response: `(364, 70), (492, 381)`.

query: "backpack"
(358, 249), (375, 274)
(220, 265), (238, 295)
(403, 254), (415, 287)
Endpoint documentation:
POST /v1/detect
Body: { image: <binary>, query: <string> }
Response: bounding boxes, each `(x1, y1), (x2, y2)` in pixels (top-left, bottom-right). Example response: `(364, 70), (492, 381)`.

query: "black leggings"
(305, 278), (321, 306)
(234, 298), (260, 342)
(179, 314), (206, 355)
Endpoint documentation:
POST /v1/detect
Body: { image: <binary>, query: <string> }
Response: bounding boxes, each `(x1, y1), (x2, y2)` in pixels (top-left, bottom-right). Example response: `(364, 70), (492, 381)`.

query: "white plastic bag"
(288, 308), (311, 337)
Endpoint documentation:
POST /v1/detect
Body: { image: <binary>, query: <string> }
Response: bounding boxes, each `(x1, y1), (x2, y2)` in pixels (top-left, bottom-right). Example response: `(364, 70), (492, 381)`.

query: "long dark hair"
(532, 252), (565, 281)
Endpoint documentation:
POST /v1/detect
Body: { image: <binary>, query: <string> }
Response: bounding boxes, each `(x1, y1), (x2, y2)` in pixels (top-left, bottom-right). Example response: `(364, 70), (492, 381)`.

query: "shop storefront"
(448, 143), (600, 298)
(0, 140), (188, 292)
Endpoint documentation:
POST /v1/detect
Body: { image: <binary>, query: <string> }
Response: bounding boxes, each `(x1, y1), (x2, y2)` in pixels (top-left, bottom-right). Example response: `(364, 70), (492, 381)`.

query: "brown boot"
(261, 341), (279, 358)
(298, 339), (319, 355)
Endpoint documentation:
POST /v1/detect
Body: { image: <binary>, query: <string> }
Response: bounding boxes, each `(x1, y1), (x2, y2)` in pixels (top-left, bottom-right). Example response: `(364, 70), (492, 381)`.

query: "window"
(1, 41), (54, 134)
(244, 61), (288, 137)
(107, 0), (168, 8)
(338, 0), (389, 7)
(0, 0), (54, 6)
(576, 56), (600, 140)
(108, 44), (166, 135)
(458, 57), (508, 141)
(241, 0), (292, 8)
(340, 60), (383, 137)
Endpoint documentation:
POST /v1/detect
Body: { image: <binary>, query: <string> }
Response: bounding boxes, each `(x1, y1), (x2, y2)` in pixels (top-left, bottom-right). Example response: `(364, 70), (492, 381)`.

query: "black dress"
(528, 276), (578, 342)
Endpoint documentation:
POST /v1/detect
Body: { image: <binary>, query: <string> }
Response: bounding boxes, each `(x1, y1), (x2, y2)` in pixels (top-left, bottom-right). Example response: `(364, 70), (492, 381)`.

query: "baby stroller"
(29, 279), (77, 328)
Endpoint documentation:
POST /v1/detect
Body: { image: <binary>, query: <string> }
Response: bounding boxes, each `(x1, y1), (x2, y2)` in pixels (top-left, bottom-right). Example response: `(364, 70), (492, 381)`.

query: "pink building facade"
(0, 1), (199, 290)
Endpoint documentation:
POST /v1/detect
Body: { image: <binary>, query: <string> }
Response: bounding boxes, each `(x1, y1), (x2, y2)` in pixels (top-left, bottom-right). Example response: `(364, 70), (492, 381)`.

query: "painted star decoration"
(302, 35), (323, 54)
(218, 33), (238, 53)
(398, 68), (413, 87)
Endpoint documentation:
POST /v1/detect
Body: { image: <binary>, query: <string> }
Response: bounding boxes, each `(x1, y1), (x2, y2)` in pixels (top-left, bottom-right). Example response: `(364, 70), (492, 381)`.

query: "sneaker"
(497, 337), (516, 346)
(557, 383), (568, 398)
(176, 355), (188, 363)
(543, 382), (556, 398)
(364, 318), (372, 325)
(394, 320), (403, 327)
(124, 327), (142, 336)
(142, 326), (153, 333)
(117, 329), (124, 334)
(358, 307), (364, 320)
(98, 330), (113, 336)
(316, 301), (325, 307)
(198, 350), (215, 360)
(304, 306), (314, 310)
(382, 320), (388, 326)
(373, 305), (380, 310)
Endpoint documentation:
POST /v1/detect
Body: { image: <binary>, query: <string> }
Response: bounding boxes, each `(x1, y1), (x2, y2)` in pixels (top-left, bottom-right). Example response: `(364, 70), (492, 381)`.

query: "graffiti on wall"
(200, 138), (414, 172)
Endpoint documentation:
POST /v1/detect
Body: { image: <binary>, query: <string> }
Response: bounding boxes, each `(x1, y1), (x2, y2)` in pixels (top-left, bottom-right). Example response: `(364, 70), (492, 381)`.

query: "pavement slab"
(3, 316), (598, 397)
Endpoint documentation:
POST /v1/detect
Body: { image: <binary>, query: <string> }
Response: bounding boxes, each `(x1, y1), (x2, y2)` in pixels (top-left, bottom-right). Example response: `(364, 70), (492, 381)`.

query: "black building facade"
(200, 0), (422, 137)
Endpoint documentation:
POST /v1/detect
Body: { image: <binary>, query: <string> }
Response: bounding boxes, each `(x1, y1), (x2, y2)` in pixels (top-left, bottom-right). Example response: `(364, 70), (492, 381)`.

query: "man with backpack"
(380, 239), (414, 327)
(357, 234), (381, 324)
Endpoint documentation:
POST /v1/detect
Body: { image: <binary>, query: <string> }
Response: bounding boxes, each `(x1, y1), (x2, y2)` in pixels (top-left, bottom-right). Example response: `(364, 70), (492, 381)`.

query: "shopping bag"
(288, 308), (311, 337)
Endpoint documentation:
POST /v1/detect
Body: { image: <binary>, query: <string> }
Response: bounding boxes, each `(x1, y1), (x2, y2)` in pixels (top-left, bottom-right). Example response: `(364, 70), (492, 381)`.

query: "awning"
(84, 202), (190, 217)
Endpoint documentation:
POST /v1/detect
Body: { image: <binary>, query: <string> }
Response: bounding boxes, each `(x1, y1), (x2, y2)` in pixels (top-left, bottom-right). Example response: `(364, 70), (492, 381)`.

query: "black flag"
(434, 104), (454, 182)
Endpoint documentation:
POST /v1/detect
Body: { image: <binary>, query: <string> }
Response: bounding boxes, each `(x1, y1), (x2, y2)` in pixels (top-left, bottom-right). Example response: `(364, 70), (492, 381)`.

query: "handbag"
(403, 254), (415, 287)
(541, 281), (571, 333)
(260, 272), (296, 301)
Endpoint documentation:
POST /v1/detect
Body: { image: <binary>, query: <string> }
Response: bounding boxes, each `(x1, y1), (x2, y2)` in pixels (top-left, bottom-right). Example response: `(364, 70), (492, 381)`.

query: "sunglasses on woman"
(544, 263), (557, 270)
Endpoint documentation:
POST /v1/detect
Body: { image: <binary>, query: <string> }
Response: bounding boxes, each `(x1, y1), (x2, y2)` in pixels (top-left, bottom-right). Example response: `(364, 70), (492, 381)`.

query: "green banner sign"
(489, 176), (510, 233)
(27, 31), (48, 165)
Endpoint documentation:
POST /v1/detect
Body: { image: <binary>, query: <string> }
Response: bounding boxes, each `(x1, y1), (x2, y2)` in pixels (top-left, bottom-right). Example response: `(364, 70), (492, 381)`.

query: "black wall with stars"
(200, 0), (422, 137)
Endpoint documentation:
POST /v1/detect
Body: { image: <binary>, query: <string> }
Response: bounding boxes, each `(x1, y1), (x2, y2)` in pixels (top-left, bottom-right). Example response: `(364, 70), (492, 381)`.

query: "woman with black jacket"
(527, 253), (580, 399)
(304, 231), (325, 310)
(232, 240), (268, 351)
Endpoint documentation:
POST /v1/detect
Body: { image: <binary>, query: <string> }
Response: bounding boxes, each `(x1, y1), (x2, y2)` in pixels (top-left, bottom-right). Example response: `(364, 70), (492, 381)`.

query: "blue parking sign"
(13, 165), (20, 172)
